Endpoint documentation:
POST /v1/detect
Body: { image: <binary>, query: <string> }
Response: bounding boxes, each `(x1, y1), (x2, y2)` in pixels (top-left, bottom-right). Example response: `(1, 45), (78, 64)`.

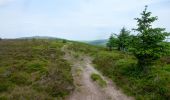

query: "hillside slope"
(0, 39), (74, 99)
(1, 39), (170, 100)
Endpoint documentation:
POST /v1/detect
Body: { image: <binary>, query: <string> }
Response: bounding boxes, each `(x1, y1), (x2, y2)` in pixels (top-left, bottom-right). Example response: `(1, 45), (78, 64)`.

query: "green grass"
(1, 39), (170, 100)
(67, 42), (104, 56)
(93, 50), (170, 100)
(0, 39), (74, 99)
(91, 73), (107, 87)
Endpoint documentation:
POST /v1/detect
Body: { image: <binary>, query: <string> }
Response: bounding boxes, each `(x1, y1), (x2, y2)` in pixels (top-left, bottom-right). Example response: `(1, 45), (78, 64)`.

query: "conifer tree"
(132, 6), (170, 71)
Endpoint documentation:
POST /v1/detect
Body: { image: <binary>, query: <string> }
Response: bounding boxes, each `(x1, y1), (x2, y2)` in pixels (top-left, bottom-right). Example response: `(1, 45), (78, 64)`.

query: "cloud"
(0, 0), (15, 6)
(0, 0), (169, 40)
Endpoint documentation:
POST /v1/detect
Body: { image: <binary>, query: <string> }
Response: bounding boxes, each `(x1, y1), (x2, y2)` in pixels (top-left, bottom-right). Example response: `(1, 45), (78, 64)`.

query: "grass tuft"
(91, 73), (107, 87)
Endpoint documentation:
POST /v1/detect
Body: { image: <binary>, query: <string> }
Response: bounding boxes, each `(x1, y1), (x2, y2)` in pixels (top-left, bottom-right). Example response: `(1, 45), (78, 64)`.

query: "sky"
(0, 0), (170, 40)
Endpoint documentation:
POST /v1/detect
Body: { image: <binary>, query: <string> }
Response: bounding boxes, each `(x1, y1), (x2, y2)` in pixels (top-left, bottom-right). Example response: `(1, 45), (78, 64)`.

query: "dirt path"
(62, 45), (133, 100)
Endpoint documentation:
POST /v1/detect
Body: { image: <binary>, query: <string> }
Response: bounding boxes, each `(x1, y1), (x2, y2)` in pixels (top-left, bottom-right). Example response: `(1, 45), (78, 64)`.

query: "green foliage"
(67, 42), (103, 55)
(33, 59), (74, 97)
(0, 96), (8, 100)
(0, 39), (74, 99)
(93, 50), (170, 100)
(106, 34), (118, 50)
(93, 51), (135, 77)
(107, 27), (133, 52)
(26, 60), (47, 73)
(62, 39), (67, 43)
(116, 27), (132, 52)
(8, 86), (53, 100)
(10, 72), (31, 85)
(132, 6), (170, 70)
(0, 80), (11, 93)
(91, 73), (106, 87)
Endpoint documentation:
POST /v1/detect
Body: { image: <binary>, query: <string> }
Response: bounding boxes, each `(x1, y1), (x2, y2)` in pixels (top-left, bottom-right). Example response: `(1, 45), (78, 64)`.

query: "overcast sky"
(0, 0), (169, 40)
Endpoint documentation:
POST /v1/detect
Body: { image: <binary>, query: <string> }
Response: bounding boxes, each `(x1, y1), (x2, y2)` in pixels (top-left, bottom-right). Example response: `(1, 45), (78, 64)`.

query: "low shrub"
(93, 50), (170, 100)
(91, 73), (106, 87)
(0, 81), (11, 92)
(10, 72), (31, 85)
(26, 60), (47, 73)
(0, 39), (74, 99)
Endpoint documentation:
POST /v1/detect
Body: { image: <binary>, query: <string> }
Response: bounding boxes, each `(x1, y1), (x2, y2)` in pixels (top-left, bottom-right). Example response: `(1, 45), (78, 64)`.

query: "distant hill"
(17, 36), (108, 46)
(18, 36), (63, 40)
(85, 39), (108, 46)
